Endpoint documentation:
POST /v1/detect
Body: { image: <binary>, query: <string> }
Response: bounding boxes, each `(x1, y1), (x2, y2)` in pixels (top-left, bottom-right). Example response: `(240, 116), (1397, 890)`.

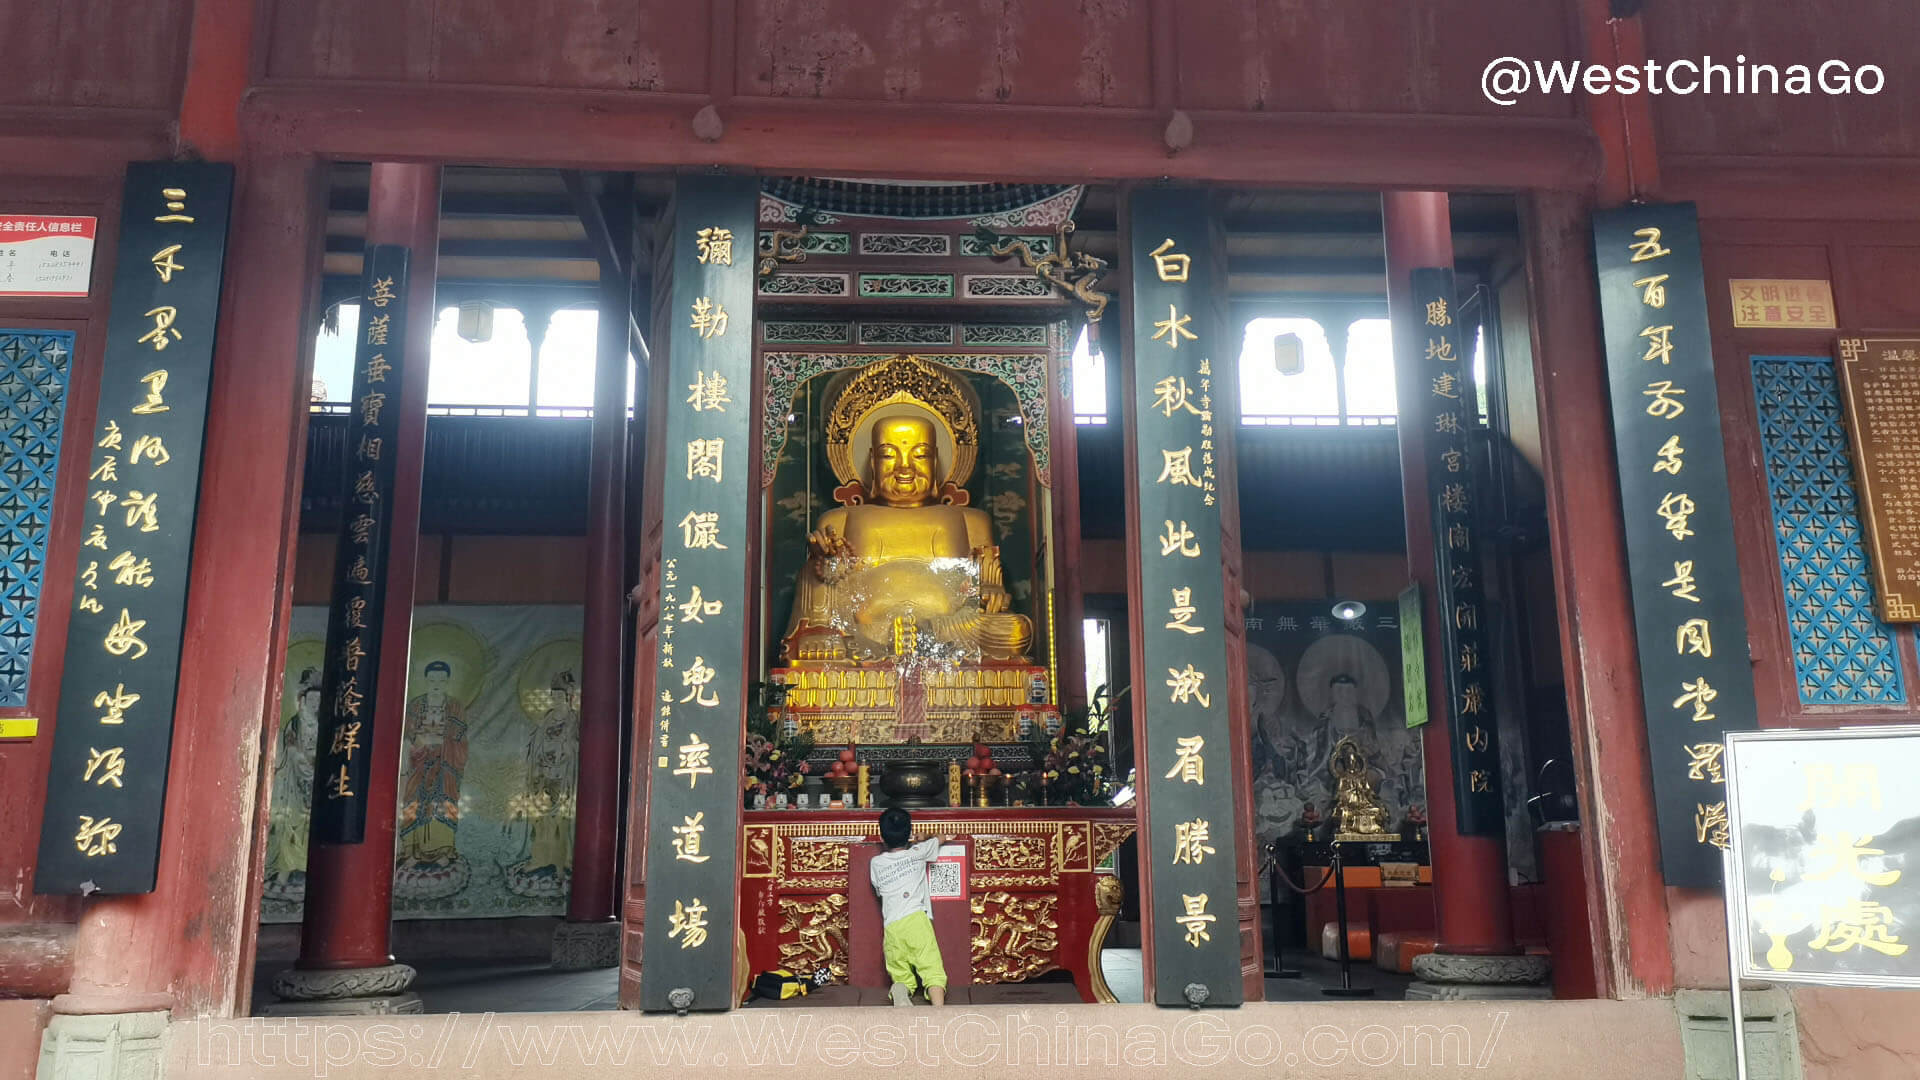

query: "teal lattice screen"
(1751, 354), (1907, 705)
(0, 330), (73, 707)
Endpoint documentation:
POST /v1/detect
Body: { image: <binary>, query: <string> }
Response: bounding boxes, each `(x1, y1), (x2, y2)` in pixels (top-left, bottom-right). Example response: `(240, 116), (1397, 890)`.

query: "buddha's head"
(868, 414), (940, 507)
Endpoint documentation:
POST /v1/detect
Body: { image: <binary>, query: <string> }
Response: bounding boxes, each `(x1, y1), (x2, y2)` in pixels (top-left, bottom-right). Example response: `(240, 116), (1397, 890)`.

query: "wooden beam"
(562, 170), (628, 280)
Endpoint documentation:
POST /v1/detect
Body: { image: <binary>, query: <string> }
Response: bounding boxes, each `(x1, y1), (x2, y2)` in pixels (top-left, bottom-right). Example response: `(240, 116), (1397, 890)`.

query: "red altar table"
(741, 807), (1137, 1003)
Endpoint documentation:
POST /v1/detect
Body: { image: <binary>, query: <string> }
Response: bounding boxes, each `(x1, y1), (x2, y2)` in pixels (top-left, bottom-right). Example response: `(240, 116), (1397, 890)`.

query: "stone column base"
(551, 920), (622, 971)
(264, 962), (423, 1015)
(38, 1011), (167, 1080)
(1404, 952), (1553, 1001)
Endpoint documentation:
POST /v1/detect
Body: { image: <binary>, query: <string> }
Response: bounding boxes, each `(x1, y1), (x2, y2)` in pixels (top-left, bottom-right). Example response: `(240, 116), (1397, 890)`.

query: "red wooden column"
(50, 153), (326, 1026)
(1382, 192), (1542, 998)
(271, 163), (439, 1013)
(555, 257), (630, 969)
(1048, 322), (1090, 712)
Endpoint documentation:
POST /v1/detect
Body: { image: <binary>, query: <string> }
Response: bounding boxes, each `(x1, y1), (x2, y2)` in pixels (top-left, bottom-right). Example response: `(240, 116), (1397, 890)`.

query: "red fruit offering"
(966, 756), (982, 773)
(973, 742), (990, 757)
(839, 748), (856, 763)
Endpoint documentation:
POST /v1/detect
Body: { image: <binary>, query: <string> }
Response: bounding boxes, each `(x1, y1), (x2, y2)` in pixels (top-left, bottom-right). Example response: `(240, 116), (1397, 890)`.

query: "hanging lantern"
(456, 300), (496, 343)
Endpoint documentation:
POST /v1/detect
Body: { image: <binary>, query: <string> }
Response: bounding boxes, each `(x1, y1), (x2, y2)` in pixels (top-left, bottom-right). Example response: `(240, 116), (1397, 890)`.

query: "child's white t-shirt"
(869, 837), (940, 926)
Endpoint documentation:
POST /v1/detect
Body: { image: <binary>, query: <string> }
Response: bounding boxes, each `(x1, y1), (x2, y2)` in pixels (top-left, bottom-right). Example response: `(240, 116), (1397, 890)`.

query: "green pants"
(882, 910), (948, 989)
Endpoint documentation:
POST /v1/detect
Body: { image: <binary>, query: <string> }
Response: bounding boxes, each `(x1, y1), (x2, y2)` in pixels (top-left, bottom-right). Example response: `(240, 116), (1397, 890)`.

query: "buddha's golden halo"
(823, 355), (979, 489)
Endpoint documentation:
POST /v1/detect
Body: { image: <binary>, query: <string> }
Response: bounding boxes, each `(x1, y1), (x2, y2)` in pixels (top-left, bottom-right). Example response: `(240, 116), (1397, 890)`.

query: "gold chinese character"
(1462, 683), (1486, 716)
(678, 586), (723, 623)
(329, 720), (363, 760)
(1685, 742), (1725, 783)
(674, 733), (714, 787)
(346, 596), (367, 629)
(1805, 833), (1902, 887)
(687, 437), (725, 482)
(357, 435), (382, 462)
(1441, 447), (1464, 473)
(360, 392), (386, 426)
(1640, 324), (1675, 366)
(129, 435), (169, 467)
(1628, 227), (1671, 263)
(1674, 677), (1718, 722)
(1435, 411), (1462, 435)
(690, 297), (729, 339)
(1425, 299), (1451, 327)
(1172, 819), (1215, 865)
(1447, 522), (1471, 551)
(1797, 764), (1881, 811)
(350, 513), (374, 545)
(1165, 666), (1211, 708)
(1657, 491), (1695, 540)
(1465, 725), (1488, 752)
(1809, 901), (1908, 957)
(83, 746), (126, 787)
(1151, 376), (1201, 417)
(364, 354), (392, 383)
(155, 187), (193, 223)
(108, 551), (154, 588)
(1440, 483), (1468, 513)
(1676, 617), (1712, 657)
(1432, 372), (1460, 400)
(1665, 560), (1700, 602)
(672, 811), (711, 863)
(150, 244), (183, 282)
(1165, 587), (1203, 635)
(1177, 893), (1216, 947)
(89, 456), (117, 482)
(85, 524), (109, 549)
(103, 609), (148, 659)
(94, 684), (139, 724)
(1157, 447), (1203, 487)
(1470, 769), (1491, 793)
(668, 898), (710, 949)
(1149, 238), (1190, 282)
(1152, 304), (1197, 349)
(78, 596), (103, 614)
(1454, 603), (1478, 631)
(97, 422), (123, 450)
(123, 490), (159, 532)
(696, 227), (734, 266)
(1163, 734), (1207, 784)
(1643, 380), (1686, 419)
(1159, 519), (1200, 557)
(1694, 801), (1729, 847)
(82, 560), (99, 591)
(138, 307), (182, 351)
(131, 369), (170, 414)
(686, 371), (732, 412)
(354, 470), (377, 505)
(334, 674), (363, 718)
(678, 511), (727, 550)
(74, 815), (122, 857)
(348, 556), (372, 584)
(679, 657), (720, 707)
(1654, 434), (1684, 475)
(367, 276), (397, 307)
(1634, 272), (1670, 308)
(343, 636), (365, 672)
(1459, 643), (1480, 673)
(328, 763), (355, 799)
(1425, 338), (1456, 363)
(1450, 564), (1474, 591)
(365, 314), (391, 346)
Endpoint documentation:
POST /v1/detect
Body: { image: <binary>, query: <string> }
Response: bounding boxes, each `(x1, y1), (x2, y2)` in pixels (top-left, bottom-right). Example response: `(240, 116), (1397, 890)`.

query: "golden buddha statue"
(782, 357), (1033, 665)
(1329, 735), (1397, 841)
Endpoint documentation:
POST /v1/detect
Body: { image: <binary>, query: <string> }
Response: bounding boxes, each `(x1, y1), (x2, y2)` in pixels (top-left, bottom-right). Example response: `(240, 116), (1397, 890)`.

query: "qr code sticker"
(928, 861), (963, 899)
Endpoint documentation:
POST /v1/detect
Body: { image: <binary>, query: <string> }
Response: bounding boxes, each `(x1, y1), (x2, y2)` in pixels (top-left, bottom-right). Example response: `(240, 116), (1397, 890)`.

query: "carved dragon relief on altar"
(777, 893), (850, 982)
(971, 891), (1061, 984)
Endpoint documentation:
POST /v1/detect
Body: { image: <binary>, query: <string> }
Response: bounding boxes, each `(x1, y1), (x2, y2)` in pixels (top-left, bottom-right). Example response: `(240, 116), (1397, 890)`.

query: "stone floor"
(249, 945), (1411, 1014)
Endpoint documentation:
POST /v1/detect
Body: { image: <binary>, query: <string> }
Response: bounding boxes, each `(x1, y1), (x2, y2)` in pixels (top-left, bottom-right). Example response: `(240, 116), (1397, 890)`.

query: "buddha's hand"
(807, 526), (855, 582)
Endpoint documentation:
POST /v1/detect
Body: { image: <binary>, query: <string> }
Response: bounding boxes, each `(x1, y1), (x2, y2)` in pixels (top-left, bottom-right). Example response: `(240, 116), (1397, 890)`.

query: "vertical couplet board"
(1126, 187), (1244, 1006)
(1593, 203), (1755, 887)
(35, 162), (234, 894)
(638, 175), (758, 1012)
(310, 246), (410, 844)
(1408, 269), (1503, 834)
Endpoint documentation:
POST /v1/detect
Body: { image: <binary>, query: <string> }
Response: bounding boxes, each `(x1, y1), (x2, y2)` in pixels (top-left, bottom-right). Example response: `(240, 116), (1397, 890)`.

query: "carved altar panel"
(777, 893), (851, 981)
(971, 891), (1061, 984)
(973, 833), (1054, 874)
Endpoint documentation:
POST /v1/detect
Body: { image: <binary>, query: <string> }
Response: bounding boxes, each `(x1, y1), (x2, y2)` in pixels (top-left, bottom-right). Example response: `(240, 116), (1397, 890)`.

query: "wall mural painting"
(262, 605), (584, 922)
(1243, 604), (1427, 852)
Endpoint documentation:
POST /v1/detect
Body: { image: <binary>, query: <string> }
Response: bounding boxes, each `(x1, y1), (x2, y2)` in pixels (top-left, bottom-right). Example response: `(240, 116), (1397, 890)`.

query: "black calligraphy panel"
(1593, 202), (1755, 888)
(35, 162), (233, 894)
(310, 245), (410, 845)
(637, 175), (757, 1012)
(1126, 187), (1244, 1006)
(1409, 269), (1503, 836)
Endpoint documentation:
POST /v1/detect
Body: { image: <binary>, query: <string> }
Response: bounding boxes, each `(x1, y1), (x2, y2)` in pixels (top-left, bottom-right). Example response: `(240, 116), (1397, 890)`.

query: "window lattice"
(0, 331), (74, 707)
(1751, 354), (1907, 705)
